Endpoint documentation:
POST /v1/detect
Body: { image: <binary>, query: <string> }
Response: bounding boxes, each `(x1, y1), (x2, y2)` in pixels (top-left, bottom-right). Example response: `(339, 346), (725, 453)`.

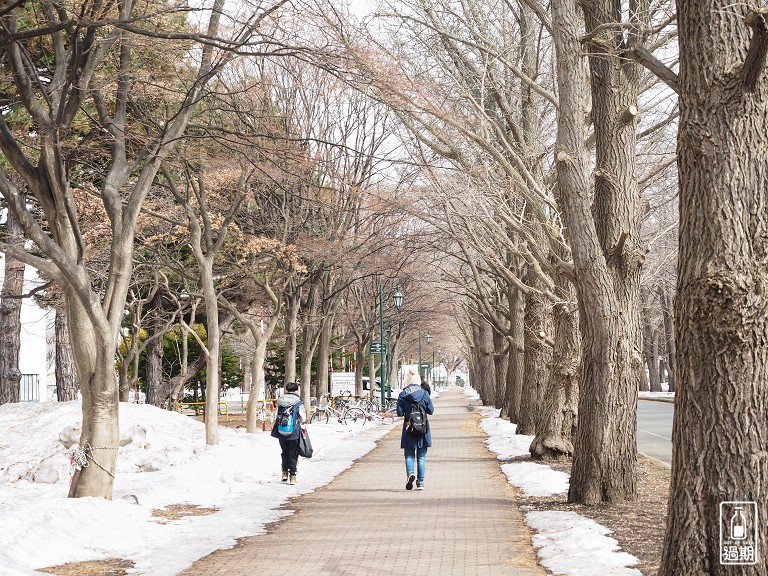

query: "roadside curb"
(639, 451), (672, 469)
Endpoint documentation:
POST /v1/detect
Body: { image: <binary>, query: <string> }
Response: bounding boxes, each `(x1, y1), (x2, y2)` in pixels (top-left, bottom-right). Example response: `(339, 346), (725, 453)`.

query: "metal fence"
(19, 374), (39, 402)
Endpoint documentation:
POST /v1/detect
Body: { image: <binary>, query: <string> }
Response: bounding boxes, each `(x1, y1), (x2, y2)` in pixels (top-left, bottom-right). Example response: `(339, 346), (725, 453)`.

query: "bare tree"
(660, 3), (768, 573)
(0, 0), (283, 498)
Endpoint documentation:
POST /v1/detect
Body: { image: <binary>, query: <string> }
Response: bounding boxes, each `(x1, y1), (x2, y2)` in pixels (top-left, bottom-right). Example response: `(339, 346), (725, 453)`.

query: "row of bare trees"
(309, 0), (768, 572)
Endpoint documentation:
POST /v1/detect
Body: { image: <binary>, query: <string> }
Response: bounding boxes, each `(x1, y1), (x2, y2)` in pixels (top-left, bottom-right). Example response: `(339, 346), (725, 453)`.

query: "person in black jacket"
(397, 369), (435, 490)
(270, 382), (306, 485)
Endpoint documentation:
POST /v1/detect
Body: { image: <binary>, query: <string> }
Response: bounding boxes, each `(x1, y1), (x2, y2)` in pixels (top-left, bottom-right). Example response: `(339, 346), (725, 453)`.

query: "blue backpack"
(277, 403), (297, 436)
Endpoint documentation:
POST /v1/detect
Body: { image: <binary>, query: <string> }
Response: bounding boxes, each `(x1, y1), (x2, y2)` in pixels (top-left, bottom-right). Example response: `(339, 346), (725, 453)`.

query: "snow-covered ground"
(2, 386), (641, 576)
(464, 386), (643, 576)
(638, 390), (675, 401)
(638, 382), (674, 401)
(0, 399), (398, 576)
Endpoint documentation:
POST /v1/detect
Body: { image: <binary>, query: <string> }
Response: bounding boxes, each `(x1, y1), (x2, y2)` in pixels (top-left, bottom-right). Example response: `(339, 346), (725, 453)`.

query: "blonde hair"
(406, 367), (420, 385)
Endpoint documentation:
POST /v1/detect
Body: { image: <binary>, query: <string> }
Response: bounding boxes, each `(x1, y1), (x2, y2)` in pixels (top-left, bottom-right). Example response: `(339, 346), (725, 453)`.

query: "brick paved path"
(180, 387), (544, 576)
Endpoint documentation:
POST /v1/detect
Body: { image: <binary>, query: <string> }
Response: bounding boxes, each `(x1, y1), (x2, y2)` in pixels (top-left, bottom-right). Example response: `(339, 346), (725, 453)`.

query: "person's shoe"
(406, 473), (416, 490)
(416, 482), (425, 490)
(289, 474), (297, 485)
(281, 471), (289, 482)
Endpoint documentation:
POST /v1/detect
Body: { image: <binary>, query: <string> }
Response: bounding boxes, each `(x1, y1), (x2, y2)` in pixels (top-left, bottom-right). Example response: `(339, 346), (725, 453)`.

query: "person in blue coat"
(397, 368), (435, 490)
(270, 382), (306, 485)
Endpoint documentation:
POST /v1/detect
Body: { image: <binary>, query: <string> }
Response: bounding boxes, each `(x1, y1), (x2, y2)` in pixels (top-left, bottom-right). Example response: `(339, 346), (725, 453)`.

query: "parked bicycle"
(310, 395), (368, 426)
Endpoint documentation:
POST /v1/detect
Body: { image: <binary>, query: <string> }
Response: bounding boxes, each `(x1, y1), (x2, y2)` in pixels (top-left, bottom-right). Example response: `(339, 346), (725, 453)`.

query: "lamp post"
(380, 286), (404, 407)
(425, 332), (432, 382)
(419, 332), (431, 381)
(431, 348), (435, 386)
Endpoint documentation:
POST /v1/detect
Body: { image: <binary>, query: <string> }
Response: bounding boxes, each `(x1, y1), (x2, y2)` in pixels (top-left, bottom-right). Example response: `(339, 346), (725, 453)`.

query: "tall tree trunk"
(66, 293), (119, 499)
(658, 283), (676, 392)
(517, 282), (552, 435)
(492, 326), (508, 412)
(642, 289), (662, 392)
(0, 201), (24, 404)
(246, 340), (268, 433)
(200, 259), (221, 446)
(316, 317), (333, 399)
(509, 286), (526, 425)
(652, 329), (662, 391)
(530, 276), (580, 459)
(354, 336), (366, 397)
(117, 359), (130, 403)
(551, 0), (643, 505)
(639, 366), (649, 392)
(660, 3), (768, 572)
(55, 301), (78, 401)
(299, 322), (316, 408)
(283, 285), (300, 384)
(657, 332), (666, 387)
(477, 315), (496, 405)
(144, 294), (166, 407)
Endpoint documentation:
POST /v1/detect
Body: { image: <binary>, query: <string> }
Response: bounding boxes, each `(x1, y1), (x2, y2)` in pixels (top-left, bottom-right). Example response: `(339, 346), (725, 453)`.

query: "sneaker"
(406, 473), (416, 490)
(416, 482), (424, 490)
(289, 474), (297, 485)
(281, 471), (289, 482)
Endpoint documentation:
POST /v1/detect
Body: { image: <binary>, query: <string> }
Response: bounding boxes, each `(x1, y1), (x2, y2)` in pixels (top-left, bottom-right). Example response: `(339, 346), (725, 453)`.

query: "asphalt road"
(636, 399), (674, 465)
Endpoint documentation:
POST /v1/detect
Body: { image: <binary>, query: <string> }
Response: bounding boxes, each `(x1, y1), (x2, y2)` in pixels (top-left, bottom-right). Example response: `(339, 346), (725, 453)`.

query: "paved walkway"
(180, 387), (544, 576)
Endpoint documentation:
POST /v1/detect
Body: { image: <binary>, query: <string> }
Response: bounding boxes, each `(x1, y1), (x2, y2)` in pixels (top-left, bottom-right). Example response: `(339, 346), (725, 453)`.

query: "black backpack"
(406, 400), (428, 436)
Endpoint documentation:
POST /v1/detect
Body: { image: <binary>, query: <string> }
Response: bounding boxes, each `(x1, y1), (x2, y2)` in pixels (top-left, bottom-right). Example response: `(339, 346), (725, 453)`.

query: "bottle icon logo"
(720, 501), (758, 565)
(731, 507), (747, 540)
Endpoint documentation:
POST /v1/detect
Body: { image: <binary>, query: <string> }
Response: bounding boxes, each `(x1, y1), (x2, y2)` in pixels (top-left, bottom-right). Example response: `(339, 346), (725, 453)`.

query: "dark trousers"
(279, 438), (300, 474)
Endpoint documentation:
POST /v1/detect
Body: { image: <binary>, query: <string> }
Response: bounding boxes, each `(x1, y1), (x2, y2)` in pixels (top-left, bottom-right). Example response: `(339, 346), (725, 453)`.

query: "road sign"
(420, 361), (431, 369)
(370, 342), (388, 354)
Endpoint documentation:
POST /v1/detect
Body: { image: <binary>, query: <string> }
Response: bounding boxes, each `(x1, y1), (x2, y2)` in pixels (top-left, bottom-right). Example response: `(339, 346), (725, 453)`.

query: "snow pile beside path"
(501, 462), (569, 497)
(526, 511), (642, 576)
(480, 416), (532, 459)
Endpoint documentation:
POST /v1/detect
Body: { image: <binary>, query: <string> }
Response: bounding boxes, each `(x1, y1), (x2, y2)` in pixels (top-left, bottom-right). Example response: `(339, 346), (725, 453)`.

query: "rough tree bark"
(477, 314), (497, 405)
(530, 272), (580, 459)
(0, 203), (23, 404)
(144, 293), (167, 407)
(642, 288), (662, 392)
(658, 283), (676, 392)
(659, 3), (768, 573)
(315, 315), (334, 399)
(492, 326), (509, 412)
(284, 284), (301, 385)
(518, 284), (552, 435)
(563, 0), (644, 504)
(54, 301), (78, 401)
(550, 0), (643, 504)
(507, 285), (526, 424)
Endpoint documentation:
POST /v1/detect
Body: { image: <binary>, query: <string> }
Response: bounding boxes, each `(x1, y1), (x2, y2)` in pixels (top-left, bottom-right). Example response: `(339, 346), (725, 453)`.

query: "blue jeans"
(404, 446), (428, 482)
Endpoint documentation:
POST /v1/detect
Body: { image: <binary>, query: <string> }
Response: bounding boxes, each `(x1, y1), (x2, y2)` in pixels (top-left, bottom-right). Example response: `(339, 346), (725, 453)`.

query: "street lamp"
(393, 288), (404, 309)
(425, 332), (432, 382)
(380, 285), (403, 407)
